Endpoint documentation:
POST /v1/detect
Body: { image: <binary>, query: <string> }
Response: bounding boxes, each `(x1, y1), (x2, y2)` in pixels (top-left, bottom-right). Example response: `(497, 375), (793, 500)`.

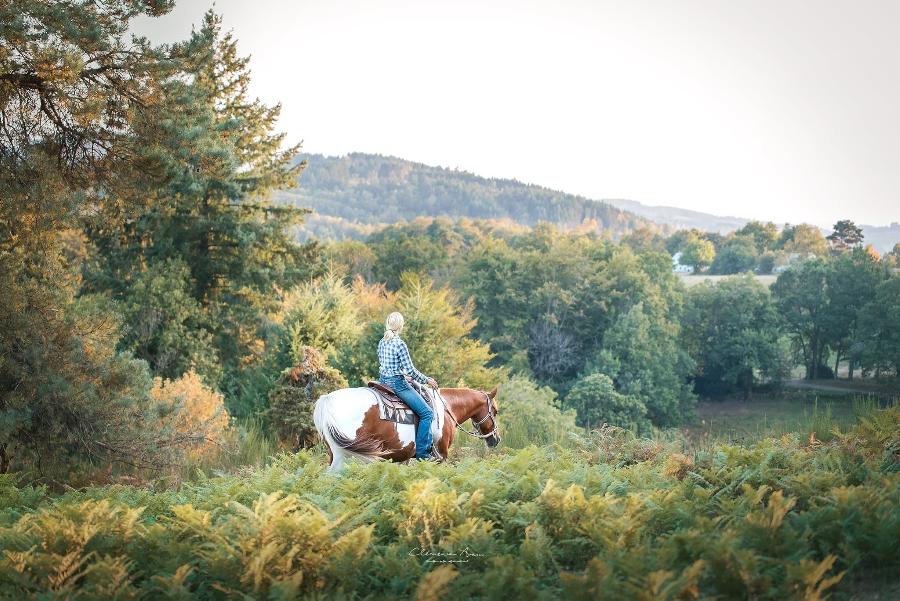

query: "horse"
(313, 383), (500, 471)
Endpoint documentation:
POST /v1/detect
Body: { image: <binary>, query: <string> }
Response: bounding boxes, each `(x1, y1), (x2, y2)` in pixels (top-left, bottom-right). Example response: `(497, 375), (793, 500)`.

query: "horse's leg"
(328, 447), (346, 473)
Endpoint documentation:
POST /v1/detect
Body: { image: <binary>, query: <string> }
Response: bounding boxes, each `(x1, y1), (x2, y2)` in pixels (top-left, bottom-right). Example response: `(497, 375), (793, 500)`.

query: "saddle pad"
(365, 381), (434, 425)
(380, 399), (416, 425)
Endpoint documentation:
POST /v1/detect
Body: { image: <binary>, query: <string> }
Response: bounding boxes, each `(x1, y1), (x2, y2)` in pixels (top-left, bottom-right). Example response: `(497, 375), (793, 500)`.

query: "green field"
(684, 394), (876, 446)
(677, 273), (778, 288)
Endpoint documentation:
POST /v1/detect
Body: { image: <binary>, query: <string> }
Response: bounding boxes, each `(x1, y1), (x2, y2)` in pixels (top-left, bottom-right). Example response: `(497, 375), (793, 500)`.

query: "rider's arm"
(397, 340), (429, 384)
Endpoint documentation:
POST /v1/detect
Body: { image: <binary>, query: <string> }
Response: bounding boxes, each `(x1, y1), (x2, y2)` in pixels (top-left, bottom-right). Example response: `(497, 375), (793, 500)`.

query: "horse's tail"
(327, 424), (391, 457)
(314, 391), (391, 461)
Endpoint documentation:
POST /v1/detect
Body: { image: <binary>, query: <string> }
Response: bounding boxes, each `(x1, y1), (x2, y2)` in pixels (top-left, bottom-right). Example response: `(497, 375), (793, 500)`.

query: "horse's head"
(472, 386), (501, 448)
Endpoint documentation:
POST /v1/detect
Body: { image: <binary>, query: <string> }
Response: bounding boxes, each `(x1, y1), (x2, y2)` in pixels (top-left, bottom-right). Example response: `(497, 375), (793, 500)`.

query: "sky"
(131, 0), (900, 227)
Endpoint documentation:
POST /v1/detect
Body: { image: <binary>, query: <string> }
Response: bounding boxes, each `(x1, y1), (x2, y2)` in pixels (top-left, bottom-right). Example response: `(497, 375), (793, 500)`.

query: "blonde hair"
(383, 312), (405, 340)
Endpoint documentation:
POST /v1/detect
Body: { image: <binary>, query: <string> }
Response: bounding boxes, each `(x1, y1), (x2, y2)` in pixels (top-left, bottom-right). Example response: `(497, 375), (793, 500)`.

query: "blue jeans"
(379, 374), (434, 458)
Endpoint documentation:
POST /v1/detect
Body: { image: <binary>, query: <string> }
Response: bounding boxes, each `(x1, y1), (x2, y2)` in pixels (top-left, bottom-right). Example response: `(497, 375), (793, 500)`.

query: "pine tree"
(827, 220), (864, 253)
(0, 1), (194, 476)
(84, 11), (321, 391)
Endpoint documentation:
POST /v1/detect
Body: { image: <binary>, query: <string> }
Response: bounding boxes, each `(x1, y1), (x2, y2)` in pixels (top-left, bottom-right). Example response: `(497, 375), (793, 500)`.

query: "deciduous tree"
(683, 275), (786, 398)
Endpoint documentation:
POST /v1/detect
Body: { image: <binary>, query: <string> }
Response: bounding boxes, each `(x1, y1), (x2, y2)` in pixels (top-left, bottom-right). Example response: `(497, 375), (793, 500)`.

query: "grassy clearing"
(0, 404), (898, 599)
(677, 273), (778, 288)
(682, 393), (887, 448)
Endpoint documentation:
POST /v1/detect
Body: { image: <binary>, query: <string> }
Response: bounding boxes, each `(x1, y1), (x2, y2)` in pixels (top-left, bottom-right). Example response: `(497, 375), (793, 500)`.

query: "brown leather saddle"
(367, 380), (434, 425)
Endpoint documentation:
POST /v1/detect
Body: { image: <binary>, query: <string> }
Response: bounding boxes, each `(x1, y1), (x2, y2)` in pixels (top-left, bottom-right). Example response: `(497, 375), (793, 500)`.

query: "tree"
(119, 259), (221, 385)
(710, 236), (758, 274)
(822, 249), (882, 378)
(265, 346), (347, 451)
(149, 370), (235, 463)
(621, 227), (666, 253)
(780, 223), (828, 257)
(459, 229), (613, 383)
(827, 220), (864, 253)
(276, 271), (365, 364)
(0, 0), (174, 192)
(0, 1), (198, 478)
(680, 233), (716, 271)
(564, 373), (651, 433)
(736, 221), (779, 254)
(771, 259), (831, 379)
(586, 302), (695, 426)
(84, 11), (320, 390)
(368, 229), (448, 290)
(0, 254), (161, 477)
(683, 275), (786, 398)
(527, 318), (580, 383)
(457, 237), (532, 365)
(856, 277), (900, 379)
(883, 243), (900, 271)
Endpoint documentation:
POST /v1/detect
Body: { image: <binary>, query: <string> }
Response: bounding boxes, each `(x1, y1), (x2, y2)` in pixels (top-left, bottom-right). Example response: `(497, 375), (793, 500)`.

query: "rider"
(378, 312), (442, 462)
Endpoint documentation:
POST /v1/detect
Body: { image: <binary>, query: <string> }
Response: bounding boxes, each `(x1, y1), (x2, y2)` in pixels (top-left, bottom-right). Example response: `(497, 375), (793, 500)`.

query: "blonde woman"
(378, 312), (441, 462)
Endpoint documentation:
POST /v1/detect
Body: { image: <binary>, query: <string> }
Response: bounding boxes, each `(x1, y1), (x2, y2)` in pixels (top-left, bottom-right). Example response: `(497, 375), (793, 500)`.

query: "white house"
(672, 252), (695, 274)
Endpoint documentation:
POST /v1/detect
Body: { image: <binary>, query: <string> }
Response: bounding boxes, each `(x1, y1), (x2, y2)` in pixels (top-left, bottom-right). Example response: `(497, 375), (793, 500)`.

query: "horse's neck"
(442, 389), (480, 422)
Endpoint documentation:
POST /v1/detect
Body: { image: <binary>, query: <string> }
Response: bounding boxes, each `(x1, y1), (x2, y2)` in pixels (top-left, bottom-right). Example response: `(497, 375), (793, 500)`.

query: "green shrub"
(564, 373), (652, 434)
(488, 376), (580, 450)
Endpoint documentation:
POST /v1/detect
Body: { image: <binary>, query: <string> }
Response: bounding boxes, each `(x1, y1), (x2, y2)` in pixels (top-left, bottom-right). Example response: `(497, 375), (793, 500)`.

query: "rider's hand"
(426, 377), (439, 389)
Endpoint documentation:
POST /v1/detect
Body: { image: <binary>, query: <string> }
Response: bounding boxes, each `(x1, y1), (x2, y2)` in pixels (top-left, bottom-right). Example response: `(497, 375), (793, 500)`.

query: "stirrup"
(419, 446), (442, 462)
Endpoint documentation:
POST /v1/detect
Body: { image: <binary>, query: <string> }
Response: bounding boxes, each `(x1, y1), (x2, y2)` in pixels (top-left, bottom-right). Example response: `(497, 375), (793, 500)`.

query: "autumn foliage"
(150, 370), (235, 462)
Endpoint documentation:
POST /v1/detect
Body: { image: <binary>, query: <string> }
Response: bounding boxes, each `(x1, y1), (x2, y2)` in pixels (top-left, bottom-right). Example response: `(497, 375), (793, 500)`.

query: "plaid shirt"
(378, 336), (428, 384)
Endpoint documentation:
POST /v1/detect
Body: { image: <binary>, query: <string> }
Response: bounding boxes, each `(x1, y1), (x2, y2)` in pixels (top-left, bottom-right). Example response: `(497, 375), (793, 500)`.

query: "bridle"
(433, 387), (499, 440)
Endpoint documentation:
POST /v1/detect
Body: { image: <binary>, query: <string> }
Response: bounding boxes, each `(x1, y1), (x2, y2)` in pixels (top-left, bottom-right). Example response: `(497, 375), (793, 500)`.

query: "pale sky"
(132, 0), (900, 227)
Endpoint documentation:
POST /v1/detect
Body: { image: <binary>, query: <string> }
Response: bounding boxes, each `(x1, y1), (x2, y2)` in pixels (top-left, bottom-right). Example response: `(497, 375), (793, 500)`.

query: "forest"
(275, 153), (657, 240)
(1, 2), (899, 599)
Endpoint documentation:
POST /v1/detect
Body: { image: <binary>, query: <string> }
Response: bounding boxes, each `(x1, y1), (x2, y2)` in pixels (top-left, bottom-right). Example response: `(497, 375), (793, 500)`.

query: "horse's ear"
(488, 386), (498, 399)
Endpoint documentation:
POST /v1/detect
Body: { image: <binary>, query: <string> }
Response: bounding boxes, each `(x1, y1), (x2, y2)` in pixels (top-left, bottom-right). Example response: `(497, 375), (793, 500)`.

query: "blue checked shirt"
(378, 336), (428, 384)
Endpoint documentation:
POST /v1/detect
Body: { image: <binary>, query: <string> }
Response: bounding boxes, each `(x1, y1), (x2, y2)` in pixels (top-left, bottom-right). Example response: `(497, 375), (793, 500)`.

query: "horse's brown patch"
(356, 403), (415, 461)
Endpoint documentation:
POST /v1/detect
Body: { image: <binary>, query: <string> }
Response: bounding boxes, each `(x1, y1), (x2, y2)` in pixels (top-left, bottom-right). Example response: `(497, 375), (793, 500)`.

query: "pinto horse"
(313, 383), (500, 471)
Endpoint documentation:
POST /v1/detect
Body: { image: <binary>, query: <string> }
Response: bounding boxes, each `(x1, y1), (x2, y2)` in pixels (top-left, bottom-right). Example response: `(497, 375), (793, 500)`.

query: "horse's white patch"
(396, 423), (416, 447)
(325, 387), (375, 437)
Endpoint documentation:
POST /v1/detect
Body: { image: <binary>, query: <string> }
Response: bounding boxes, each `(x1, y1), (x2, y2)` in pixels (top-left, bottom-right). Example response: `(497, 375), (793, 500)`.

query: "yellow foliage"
(150, 370), (234, 462)
(789, 554), (846, 601)
(663, 453), (694, 480)
(416, 564), (459, 601)
(745, 489), (796, 530)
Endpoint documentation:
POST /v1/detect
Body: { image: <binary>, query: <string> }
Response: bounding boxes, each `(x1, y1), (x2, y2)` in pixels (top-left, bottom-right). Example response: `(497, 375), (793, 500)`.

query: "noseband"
(437, 388), (498, 439)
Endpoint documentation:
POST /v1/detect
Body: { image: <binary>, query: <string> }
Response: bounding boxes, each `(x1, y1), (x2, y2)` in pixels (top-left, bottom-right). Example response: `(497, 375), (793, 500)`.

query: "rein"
(433, 388), (498, 439)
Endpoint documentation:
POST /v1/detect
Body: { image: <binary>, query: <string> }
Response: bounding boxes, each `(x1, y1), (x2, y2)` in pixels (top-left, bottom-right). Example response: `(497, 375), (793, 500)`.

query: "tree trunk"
(0, 444), (8, 474)
(807, 336), (818, 380)
(834, 351), (841, 380)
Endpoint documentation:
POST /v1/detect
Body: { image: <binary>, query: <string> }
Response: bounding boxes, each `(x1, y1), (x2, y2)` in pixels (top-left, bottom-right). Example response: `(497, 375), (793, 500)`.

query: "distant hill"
(274, 153), (658, 240)
(602, 198), (749, 234)
(602, 201), (899, 253)
(861, 223), (900, 254)
(276, 153), (900, 252)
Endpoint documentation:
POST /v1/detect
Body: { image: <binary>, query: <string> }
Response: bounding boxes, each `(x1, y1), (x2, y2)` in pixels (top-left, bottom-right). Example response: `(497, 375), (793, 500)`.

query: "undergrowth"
(0, 406), (898, 599)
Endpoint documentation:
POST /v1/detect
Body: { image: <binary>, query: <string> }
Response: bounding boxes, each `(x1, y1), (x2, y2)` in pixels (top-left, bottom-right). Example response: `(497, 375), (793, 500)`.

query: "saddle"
(367, 380), (435, 425)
